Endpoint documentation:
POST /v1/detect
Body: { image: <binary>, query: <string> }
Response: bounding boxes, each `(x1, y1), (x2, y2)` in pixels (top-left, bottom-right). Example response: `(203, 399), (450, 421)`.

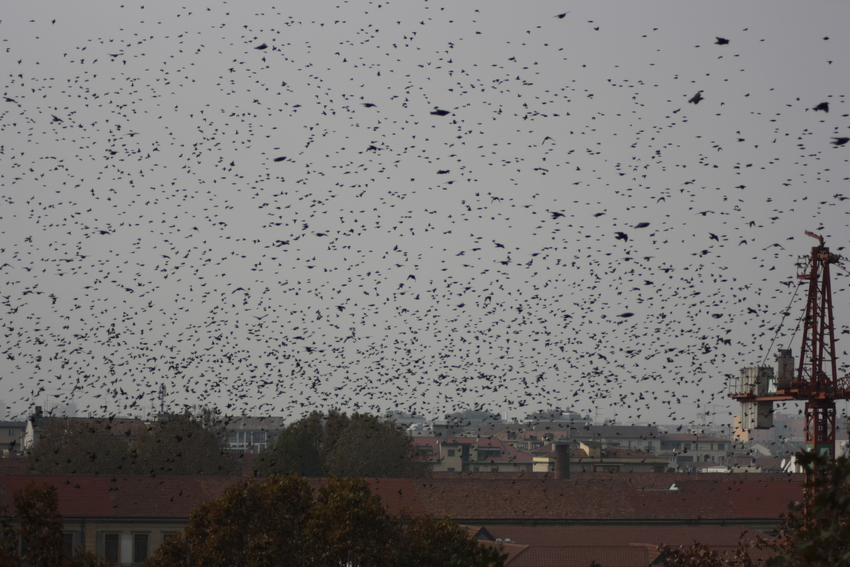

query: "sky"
(2, 0), (850, 427)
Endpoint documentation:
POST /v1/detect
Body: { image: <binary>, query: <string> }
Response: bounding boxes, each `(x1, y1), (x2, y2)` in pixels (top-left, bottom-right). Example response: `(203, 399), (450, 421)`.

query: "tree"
(397, 514), (507, 567)
(766, 452), (850, 567)
(658, 452), (850, 567)
(659, 541), (757, 567)
(0, 483), (113, 567)
(324, 414), (429, 478)
(152, 475), (313, 567)
(133, 408), (236, 476)
(25, 418), (134, 475)
(26, 409), (237, 476)
(257, 411), (428, 478)
(307, 476), (399, 567)
(148, 474), (504, 567)
(255, 411), (325, 476)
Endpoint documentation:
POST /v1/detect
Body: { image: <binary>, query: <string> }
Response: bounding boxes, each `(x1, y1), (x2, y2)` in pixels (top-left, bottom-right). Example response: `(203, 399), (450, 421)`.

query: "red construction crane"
(729, 231), (850, 462)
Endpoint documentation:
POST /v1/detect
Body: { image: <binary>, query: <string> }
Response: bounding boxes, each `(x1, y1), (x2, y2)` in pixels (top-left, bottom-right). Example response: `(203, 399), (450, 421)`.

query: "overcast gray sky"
(2, 0), (850, 427)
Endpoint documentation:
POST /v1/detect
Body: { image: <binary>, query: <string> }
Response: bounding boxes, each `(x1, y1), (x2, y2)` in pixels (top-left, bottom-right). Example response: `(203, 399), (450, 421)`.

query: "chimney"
(553, 442), (570, 479)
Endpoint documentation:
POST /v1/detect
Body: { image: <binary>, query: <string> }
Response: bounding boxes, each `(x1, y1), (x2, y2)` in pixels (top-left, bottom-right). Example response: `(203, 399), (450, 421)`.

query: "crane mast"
(729, 231), (850, 462)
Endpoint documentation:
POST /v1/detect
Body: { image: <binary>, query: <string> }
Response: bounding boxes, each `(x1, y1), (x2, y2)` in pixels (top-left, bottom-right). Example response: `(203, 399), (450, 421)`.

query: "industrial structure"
(729, 232), (850, 461)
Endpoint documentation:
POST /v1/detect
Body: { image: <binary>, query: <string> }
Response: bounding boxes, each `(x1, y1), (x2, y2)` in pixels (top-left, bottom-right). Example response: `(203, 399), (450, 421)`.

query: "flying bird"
(688, 91), (703, 104)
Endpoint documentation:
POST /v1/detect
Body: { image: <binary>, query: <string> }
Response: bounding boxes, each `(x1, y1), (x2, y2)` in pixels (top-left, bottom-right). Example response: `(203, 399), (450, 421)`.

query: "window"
(8, 429), (15, 436)
(104, 533), (120, 562)
(447, 449), (455, 457)
(133, 533), (148, 563)
(64, 532), (75, 556)
(478, 448), (501, 460)
(717, 443), (725, 450)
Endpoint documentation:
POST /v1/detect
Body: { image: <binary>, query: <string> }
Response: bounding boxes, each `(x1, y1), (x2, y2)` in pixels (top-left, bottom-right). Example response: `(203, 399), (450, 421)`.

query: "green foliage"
(0, 517), (18, 567)
(15, 484), (66, 567)
(659, 541), (757, 567)
(256, 412), (325, 476)
(25, 408), (235, 476)
(151, 475), (314, 567)
(767, 453), (850, 567)
(147, 474), (504, 567)
(257, 411), (428, 478)
(134, 408), (236, 476)
(397, 514), (507, 567)
(0, 483), (114, 567)
(324, 414), (430, 478)
(308, 476), (398, 567)
(25, 419), (134, 474)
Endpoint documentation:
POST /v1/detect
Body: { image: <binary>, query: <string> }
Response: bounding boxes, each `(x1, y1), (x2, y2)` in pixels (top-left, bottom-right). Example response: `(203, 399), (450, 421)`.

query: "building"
(413, 437), (533, 473)
(522, 408), (590, 427)
(23, 409), (148, 451)
(0, 471), (804, 566)
(383, 410), (429, 430)
(0, 422), (25, 456)
(222, 416), (286, 454)
(477, 525), (775, 567)
(660, 433), (729, 470)
(571, 425), (664, 454)
(531, 441), (668, 474)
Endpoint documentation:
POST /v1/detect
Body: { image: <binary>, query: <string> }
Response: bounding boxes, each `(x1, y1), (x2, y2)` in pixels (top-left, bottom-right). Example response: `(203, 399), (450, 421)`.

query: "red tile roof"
(488, 526), (770, 567)
(0, 473), (803, 524)
(482, 541), (529, 566)
(486, 525), (758, 547)
(0, 475), (238, 518)
(508, 546), (650, 567)
(0, 458), (26, 476)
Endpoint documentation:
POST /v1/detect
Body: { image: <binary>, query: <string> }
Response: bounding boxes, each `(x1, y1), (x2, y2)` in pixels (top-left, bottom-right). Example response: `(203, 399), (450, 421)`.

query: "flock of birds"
(1, 2), (849, 430)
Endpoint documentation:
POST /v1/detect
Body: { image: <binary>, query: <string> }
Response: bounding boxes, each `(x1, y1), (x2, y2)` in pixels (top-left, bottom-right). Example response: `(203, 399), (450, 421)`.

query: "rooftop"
(0, 472), (803, 527)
